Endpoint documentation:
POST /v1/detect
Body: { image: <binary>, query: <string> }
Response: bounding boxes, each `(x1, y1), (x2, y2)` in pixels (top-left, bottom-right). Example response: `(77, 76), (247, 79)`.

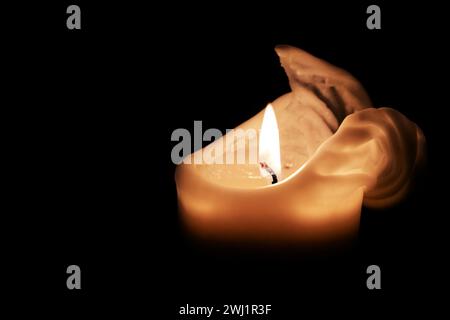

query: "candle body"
(175, 46), (425, 245)
(176, 107), (424, 244)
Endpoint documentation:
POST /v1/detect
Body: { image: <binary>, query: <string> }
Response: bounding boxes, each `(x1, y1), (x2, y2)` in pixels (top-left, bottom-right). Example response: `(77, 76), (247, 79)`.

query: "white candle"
(175, 46), (425, 245)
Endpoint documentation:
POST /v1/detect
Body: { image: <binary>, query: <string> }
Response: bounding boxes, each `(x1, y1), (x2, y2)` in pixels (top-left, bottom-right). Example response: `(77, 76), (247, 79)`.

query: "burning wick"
(260, 161), (278, 184)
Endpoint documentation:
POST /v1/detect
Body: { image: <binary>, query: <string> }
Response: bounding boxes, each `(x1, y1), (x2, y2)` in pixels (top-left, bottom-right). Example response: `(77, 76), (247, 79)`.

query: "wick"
(260, 162), (278, 184)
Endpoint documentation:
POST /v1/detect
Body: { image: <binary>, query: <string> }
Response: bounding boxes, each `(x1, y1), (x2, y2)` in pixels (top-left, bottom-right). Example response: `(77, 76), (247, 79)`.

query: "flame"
(259, 104), (281, 177)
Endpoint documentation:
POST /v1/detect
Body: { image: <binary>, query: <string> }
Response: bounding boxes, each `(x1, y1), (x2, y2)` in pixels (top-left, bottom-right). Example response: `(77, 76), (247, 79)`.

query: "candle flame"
(259, 104), (281, 177)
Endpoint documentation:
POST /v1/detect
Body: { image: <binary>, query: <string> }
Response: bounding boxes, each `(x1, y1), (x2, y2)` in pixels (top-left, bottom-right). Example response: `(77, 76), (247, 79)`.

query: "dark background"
(5, 0), (448, 317)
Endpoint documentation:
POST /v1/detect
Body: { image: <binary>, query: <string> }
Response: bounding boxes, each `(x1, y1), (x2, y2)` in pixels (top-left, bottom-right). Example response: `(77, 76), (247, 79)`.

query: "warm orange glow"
(175, 45), (426, 246)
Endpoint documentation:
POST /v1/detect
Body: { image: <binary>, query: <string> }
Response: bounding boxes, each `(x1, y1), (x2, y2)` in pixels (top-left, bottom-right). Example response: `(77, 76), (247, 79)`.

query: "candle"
(175, 45), (425, 245)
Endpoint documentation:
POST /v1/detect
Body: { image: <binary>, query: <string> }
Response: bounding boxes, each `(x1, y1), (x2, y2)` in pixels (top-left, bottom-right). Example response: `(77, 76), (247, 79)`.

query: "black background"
(5, 0), (448, 317)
